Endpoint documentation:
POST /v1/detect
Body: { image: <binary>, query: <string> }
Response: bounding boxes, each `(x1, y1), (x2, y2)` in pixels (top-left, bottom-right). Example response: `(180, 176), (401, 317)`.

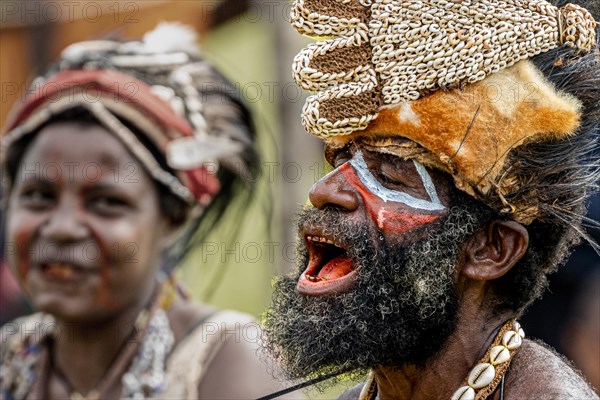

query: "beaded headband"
(291, 0), (596, 137)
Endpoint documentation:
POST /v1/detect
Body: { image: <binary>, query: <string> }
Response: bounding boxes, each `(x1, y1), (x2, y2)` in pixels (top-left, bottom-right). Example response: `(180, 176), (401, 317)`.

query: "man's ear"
(461, 220), (529, 280)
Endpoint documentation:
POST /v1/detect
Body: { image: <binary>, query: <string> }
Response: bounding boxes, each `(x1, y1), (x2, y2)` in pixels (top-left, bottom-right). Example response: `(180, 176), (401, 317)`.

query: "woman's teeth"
(46, 263), (76, 278)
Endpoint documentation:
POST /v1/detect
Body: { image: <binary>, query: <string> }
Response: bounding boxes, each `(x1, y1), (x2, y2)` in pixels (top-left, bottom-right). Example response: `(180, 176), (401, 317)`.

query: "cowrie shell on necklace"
(502, 330), (522, 350)
(513, 321), (526, 339)
(451, 386), (475, 400)
(450, 321), (525, 400)
(490, 345), (511, 365)
(467, 363), (495, 389)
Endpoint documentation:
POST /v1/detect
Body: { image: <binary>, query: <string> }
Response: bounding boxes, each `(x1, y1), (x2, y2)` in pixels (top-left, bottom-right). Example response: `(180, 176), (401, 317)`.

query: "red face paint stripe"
(378, 208), (439, 234)
(339, 163), (440, 234)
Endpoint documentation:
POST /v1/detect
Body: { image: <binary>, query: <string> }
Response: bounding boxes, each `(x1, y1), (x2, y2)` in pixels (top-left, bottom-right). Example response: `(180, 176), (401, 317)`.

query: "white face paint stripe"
(413, 161), (442, 206)
(348, 150), (445, 211)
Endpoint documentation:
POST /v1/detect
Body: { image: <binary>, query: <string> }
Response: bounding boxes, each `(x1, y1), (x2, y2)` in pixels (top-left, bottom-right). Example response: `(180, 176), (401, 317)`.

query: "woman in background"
(1, 23), (286, 399)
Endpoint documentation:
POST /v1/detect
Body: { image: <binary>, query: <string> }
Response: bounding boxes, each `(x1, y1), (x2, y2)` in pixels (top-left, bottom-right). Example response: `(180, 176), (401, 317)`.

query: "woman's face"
(5, 121), (173, 323)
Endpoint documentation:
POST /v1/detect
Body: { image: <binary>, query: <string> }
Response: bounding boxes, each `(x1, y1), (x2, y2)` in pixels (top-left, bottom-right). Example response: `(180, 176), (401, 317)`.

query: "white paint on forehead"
(349, 150), (445, 211)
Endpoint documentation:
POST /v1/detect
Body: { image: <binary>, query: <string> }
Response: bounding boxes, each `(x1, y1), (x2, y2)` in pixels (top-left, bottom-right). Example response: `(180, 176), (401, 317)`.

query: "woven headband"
(291, 0), (596, 137)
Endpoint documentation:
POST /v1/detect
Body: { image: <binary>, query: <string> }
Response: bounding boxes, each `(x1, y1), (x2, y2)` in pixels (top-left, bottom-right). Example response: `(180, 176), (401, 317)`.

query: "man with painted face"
(263, 0), (599, 399)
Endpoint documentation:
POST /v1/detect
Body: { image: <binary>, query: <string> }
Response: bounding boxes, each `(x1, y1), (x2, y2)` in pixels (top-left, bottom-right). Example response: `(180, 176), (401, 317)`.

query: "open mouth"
(297, 234), (357, 296)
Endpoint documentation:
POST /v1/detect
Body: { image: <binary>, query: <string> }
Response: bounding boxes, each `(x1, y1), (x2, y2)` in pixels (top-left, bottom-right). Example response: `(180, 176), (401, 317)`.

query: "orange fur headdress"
(291, 0), (598, 224)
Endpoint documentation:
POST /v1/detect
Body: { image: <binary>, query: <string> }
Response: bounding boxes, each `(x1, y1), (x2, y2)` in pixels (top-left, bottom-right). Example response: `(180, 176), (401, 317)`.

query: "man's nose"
(309, 167), (360, 211)
(40, 197), (89, 243)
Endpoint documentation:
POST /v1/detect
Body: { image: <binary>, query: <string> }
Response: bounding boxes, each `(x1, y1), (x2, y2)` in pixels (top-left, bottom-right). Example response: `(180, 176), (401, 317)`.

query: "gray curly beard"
(262, 202), (482, 382)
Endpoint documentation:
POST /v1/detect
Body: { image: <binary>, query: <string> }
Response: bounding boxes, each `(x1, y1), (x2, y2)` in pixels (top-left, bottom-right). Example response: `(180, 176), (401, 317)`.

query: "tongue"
(318, 255), (353, 280)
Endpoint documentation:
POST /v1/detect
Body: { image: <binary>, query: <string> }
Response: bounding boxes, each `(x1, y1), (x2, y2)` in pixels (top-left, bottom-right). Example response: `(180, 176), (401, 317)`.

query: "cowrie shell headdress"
(291, 0), (597, 138)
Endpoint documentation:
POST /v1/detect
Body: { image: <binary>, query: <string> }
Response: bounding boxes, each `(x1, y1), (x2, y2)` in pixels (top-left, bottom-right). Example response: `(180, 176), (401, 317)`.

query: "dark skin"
(369, 221), (529, 400)
(4, 122), (295, 399)
(6, 123), (190, 397)
(319, 137), (597, 399)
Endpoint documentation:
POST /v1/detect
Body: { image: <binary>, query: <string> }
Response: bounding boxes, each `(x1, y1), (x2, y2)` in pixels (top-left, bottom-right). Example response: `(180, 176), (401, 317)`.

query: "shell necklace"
(358, 320), (525, 400)
(451, 320), (524, 400)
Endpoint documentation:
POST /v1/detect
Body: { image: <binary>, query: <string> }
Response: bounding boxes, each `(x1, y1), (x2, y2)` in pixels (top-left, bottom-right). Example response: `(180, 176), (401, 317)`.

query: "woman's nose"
(39, 197), (88, 243)
(308, 167), (360, 211)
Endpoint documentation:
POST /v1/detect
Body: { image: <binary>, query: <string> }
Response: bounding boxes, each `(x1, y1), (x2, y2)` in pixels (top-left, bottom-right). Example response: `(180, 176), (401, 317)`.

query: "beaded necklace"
(0, 281), (177, 400)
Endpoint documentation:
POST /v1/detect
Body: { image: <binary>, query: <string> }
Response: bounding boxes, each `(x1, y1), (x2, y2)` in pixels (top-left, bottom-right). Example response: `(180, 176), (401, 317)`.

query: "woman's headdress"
(2, 22), (255, 209)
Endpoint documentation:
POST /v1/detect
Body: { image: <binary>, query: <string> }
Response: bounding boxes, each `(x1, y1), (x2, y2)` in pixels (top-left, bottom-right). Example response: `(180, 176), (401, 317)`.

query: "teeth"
(306, 274), (326, 282)
(306, 235), (337, 246)
(47, 263), (75, 278)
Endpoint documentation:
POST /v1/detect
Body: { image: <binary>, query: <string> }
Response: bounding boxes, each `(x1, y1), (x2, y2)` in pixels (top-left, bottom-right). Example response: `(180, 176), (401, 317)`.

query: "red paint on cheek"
(340, 164), (440, 234)
(376, 209), (439, 234)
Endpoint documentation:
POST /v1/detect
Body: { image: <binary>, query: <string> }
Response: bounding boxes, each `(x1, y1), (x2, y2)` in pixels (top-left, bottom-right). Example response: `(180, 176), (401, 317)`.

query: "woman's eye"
(20, 189), (53, 208)
(91, 196), (128, 212)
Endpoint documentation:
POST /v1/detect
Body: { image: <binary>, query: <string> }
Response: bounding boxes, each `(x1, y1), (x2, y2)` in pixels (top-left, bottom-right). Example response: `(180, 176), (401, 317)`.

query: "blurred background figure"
(1, 187), (32, 325)
(1, 0), (289, 316)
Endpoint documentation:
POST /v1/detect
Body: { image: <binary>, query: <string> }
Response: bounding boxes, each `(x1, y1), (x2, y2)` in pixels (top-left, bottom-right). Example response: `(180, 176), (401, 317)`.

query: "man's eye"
(377, 171), (397, 184)
(333, 149), (352, 168)
(376, 170), (406, 187)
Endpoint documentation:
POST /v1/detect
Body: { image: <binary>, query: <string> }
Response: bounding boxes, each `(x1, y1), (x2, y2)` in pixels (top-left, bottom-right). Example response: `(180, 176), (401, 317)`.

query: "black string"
(255, 367), (354, 400)
(259, 367), (507, 400)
